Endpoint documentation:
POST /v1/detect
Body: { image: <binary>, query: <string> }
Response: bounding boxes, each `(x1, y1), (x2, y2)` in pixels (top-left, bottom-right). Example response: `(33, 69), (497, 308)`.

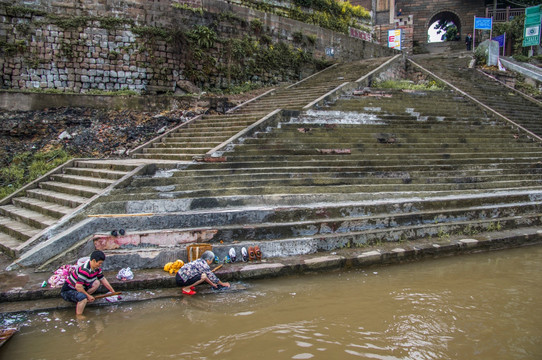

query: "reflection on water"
(2, 245), (542, 359)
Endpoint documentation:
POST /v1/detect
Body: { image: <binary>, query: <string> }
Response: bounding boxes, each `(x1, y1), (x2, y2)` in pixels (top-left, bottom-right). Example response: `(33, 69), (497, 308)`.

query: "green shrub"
(250, 19), (263, 33)
(0, 148), (71, 200)
(292, 31), (304, 43)
(374, 80), (444, 91)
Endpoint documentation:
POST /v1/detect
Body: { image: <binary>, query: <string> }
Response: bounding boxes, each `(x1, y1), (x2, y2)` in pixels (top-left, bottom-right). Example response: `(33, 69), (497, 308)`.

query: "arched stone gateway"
(374, 0), (486, 45)
(427, 10), (463, 42)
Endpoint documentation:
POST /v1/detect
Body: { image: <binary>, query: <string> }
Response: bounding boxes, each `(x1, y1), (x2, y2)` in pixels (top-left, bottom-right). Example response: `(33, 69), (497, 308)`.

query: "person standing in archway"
(465, 33), (473, 51)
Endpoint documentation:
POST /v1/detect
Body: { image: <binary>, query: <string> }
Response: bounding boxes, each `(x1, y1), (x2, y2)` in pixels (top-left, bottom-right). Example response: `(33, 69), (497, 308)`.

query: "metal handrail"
(485, 7), (524, 22)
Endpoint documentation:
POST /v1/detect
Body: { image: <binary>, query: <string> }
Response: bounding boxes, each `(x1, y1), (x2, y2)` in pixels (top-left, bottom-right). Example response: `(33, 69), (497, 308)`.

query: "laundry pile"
(163, 260), (185, 275)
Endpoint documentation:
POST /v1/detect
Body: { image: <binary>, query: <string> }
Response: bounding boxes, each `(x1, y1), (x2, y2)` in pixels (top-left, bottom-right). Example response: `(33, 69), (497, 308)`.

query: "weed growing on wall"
(171, 3), (204, 16)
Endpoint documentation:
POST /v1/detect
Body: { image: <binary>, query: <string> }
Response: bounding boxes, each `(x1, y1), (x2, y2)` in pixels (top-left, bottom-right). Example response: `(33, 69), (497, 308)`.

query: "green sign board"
(526, 5), (541, 16)
(523, 5), (541, 47)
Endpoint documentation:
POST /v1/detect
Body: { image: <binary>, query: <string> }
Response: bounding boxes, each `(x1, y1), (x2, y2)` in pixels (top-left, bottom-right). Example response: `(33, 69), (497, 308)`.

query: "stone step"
(63, 167), (128, 180)
(112, 180), (542, 200)
(101, 187), (542, 212)
(132, 153), (197, 161)
(205, 111), (270, 118)
(160, 163), (541, 178)
(165, 129), (242, 138)
(142, 147), (211, 155)
(186, 157), (542, 169)
(0, 215), (40, 242)
(25, 188), (87, 208)
(0, 232), (24, 257)
(283, 118), (502, 126)
(129, 172), (540, 189)
(73, 161), (138, 172)
(0, 205), (57, 229)
(162, 135), (228, 143)
(152, 141), (223, 149)
(185, 120), (258, 129)
(257, 130), (522, 140)
(174, 124), (250, 132)
(200, 113), (266, 121)
(231, 143), (540, 152)
(39, 181), (102, 198)
(211, 152), (542, 163)
(49, 174), (115, 189)
(240, 139), (539, 149)
(129, 174), (542, 192)
(264, 126), (522, 137)
(11, 196), (72, 219)
(185, 120), (260, 129)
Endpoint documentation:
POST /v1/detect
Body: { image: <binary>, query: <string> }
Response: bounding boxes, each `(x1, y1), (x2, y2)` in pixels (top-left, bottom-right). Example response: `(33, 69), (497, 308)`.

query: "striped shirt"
(177, 258), (219, 284)
(65, 260), (104, 290)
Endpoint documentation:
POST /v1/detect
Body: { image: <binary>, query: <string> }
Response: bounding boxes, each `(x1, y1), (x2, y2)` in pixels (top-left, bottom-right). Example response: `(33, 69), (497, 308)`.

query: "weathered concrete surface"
(500, 57), (542, 83)
(1, 226), (541, 315)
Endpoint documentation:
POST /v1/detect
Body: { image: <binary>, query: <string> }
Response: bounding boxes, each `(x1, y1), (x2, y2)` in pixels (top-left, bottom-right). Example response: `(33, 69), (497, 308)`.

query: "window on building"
(377, 0), (389, 11)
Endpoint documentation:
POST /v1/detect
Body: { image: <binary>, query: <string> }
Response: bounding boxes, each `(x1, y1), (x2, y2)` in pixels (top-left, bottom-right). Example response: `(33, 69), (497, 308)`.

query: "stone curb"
(1, 227), (541, 315)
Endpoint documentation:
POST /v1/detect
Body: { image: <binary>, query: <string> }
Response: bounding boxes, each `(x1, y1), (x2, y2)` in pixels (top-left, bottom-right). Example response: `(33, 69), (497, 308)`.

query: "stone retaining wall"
(0, 0), (394, 95)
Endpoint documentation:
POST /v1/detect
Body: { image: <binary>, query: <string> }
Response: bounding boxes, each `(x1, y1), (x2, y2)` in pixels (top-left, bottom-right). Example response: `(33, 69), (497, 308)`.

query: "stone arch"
(426, 9), (463, 42)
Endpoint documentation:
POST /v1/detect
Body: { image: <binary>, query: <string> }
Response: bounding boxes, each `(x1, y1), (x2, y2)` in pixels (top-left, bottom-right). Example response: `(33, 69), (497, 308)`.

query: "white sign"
(526, 25), (540, 36)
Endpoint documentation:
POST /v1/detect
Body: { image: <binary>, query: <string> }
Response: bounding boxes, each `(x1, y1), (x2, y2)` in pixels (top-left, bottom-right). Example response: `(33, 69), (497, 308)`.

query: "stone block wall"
(0, 0), (394, 95)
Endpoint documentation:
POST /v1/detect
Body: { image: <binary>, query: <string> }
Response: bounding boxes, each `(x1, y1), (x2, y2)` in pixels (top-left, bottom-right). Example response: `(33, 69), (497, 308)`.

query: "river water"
(2, 245), (542, 360)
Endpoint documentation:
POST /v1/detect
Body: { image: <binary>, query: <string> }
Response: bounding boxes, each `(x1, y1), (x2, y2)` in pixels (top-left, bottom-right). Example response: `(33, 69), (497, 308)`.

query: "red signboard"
(349, 27), (372, 42)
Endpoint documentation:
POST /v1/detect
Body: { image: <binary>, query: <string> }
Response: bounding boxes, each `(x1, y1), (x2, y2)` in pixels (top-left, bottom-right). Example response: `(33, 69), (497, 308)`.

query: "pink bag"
(47, 264), (77, 288)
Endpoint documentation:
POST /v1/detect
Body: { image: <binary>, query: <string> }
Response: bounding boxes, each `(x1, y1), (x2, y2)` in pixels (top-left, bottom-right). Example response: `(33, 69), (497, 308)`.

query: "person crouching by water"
(176, 250), (230, 295)
(60, 250), (116, 316)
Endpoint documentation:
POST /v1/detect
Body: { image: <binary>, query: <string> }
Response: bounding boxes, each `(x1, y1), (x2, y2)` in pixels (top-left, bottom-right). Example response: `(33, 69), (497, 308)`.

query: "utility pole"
(390, 0), (395, 24)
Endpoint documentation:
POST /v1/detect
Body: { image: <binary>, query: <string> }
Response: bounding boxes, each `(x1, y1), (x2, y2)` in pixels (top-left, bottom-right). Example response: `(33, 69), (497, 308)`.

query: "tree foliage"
(493, 14), (527, 55)
(434, 20), (459, 41)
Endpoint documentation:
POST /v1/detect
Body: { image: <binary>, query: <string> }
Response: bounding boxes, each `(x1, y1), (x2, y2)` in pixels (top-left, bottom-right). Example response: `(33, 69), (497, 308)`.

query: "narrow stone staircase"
(90, 87), (542, 269)
(411, 54), (542, 138)
(0, 160), (139, 258)
(130, 57), (395, 161)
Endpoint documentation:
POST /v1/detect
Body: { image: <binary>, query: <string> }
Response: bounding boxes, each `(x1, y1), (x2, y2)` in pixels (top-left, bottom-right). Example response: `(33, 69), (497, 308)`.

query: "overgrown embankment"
(0, 107), (185, 198)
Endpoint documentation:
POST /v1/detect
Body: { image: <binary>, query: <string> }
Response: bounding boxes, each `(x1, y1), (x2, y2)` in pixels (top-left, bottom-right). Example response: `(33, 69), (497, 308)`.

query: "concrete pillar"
(389, 0), (395, 24)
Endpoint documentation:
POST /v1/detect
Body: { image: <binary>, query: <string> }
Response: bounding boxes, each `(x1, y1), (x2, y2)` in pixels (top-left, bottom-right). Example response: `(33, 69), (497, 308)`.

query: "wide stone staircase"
(3, 56), (398, 269)
(5, 52), (542, 271)
(89, 87), (542, 269)
(411, 54), (542, 138)
(130, 57), (394, 161)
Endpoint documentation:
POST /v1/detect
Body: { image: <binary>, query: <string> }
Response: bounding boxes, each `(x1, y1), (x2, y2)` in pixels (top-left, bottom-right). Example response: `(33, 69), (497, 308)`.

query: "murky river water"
(2, 245), (542, 360)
